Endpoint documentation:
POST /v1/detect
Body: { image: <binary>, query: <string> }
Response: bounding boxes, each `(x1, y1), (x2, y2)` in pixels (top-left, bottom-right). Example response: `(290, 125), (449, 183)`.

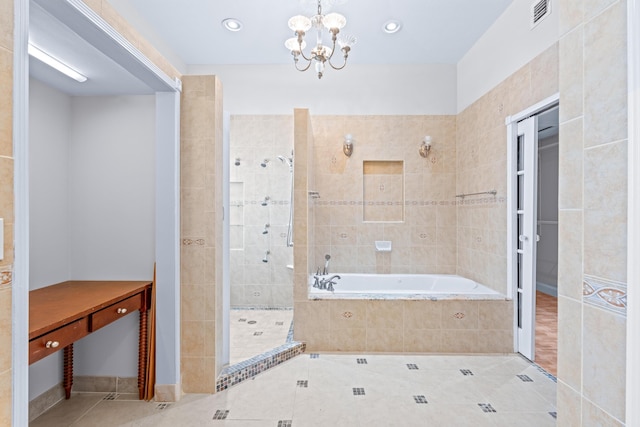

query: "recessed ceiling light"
(383, 20), (402, 34)
(222, 18), (243, 32)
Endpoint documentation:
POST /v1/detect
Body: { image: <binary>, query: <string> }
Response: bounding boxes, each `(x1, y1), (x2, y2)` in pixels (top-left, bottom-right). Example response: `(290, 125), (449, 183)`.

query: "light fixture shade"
(338, 34), (357, 49)
(285, 37), (307, 52)
(323, 12), (346, 30)
(288, 15), (312, 32)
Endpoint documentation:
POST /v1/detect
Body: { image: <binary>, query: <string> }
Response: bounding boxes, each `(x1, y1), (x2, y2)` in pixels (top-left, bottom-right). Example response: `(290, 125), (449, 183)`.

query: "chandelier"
(284, 0), (356, 79)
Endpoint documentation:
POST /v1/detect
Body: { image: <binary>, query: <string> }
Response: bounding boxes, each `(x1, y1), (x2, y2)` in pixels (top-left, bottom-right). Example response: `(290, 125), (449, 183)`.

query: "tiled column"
(180, 76), (224, 393)
(0, 0), (13, 423)
(557, 0), (628, 424)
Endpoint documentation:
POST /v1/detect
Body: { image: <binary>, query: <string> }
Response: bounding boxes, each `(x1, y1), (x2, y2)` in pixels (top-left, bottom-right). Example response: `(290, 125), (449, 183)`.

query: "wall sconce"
(343, 134), (354, 157)
(419, 136), (432, 158)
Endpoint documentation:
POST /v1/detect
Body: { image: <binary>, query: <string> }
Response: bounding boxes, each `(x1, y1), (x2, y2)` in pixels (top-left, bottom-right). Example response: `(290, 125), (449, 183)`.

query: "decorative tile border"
(0, 265), (12, 287)
(312, 198), (506, 207)
(182, 238), (205, 246)
(215, 340), (306, 392)
(583, 275), (627, 316)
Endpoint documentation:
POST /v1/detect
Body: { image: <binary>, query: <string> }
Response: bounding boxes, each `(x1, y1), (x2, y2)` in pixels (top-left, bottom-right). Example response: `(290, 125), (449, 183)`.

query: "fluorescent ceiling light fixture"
(28, 43), (87, 83)
(222, 18), (243, 32)
(383, 20), (402, 34)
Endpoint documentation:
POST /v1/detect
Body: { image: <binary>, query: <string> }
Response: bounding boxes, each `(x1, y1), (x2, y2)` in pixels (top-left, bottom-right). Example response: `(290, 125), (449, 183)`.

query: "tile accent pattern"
(413, 395), (428, 404)
(215, 340), (306, 392)
(460, 369), (474, 376)
(352, 387), (365, 396)
(478, 403), (497, 413)
(212, 409), (229, 420)
(583, 275), (627, 316)
(517, 374), (534, 382)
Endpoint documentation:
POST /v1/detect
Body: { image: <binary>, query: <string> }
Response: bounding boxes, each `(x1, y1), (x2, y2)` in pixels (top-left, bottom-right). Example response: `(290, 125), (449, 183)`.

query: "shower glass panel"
(230, 182), (244, 250)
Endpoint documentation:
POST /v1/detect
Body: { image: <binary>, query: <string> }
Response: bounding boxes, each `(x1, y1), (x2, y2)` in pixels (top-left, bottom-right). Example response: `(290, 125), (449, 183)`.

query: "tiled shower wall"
(456, 44), (559, 296)
(309, 115), (457, 274)
(0, 0), (13, 422)
(557, 0), (628, 425)
(229, 115), (294, 308)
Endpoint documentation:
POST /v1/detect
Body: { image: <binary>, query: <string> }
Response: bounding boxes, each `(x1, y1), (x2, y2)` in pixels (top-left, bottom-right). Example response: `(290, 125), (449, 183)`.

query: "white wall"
(28, 79), (72, 400)
(187, 63), (457, 115)
(457, 0), (559, 112)
(29, 79), (72, 290)
(28, 88), (156, 399)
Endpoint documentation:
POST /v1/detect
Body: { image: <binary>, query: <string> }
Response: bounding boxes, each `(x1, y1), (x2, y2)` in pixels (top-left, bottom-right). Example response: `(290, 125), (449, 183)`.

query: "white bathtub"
(308, 273), (505, 300)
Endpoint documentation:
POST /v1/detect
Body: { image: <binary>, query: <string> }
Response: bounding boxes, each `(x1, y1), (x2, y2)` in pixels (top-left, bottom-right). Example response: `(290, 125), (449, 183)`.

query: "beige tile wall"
(180, 76), (224, 393)
(456, 44), (559, 295)
(0, 0), (12, 422)
(310, 115), (457, 274)
(557, 0), (628, 424)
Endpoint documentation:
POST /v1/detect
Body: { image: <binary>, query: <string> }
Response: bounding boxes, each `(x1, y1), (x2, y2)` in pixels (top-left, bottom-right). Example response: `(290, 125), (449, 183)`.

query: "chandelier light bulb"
(285, 38), (306, 53)
(323, 13), (346, 30)
(288, 15), (312, 33)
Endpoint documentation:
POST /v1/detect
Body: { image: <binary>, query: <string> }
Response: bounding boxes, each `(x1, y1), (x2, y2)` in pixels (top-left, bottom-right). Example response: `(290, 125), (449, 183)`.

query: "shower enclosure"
(228, 116), (294, 308)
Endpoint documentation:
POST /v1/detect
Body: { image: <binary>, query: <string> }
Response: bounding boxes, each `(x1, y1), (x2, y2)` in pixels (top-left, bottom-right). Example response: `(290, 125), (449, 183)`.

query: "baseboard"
(29, 383), (65, 422)
(155, 383), (182, 402)
(536, 281), (558, 297)
(72, 375), (138, 394)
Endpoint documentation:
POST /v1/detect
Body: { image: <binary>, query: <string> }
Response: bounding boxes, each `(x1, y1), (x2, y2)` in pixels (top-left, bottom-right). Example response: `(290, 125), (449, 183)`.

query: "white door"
(515, 116), (538, 360)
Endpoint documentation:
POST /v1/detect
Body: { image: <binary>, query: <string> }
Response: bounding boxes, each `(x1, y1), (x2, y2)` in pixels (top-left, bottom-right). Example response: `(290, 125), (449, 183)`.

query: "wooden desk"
(29, 281), (152, 399)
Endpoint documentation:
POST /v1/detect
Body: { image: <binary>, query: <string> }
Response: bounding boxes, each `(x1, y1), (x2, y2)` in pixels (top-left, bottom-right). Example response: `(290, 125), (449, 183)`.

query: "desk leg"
(63, 344), (73, 399)
(138, 308), (148, 400)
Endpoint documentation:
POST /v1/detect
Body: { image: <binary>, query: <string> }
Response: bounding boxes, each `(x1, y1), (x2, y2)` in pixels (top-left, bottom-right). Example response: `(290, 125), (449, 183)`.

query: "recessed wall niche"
(363, 160), (404, 222)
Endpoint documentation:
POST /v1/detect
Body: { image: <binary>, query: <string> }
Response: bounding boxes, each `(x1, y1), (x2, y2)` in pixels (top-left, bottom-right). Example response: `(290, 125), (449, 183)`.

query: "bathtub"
(308, 273), (505, 300)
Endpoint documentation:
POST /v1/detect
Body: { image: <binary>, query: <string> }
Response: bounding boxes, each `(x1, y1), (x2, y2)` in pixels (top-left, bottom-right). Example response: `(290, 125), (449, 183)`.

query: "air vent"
(531, 0), (551, 28)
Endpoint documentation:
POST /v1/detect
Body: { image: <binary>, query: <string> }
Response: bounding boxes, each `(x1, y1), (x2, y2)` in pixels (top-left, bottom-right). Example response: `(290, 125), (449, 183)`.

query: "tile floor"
(229, 309), (294, 365)
(31, 353), (557, 426)
(535, 291), (558, 376)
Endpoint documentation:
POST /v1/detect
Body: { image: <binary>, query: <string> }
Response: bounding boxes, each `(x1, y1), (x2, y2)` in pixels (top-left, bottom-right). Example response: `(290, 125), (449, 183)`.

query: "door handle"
(519, 235), (528, 242)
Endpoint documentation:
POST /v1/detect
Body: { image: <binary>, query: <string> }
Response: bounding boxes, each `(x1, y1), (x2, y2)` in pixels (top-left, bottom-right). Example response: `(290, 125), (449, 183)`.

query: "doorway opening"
(507, 95), (559, 376)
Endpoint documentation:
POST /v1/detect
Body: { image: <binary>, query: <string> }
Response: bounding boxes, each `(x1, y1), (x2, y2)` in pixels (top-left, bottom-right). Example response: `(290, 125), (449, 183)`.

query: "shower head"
(260, 159), (269, 168)
(277, 155), (293, 170)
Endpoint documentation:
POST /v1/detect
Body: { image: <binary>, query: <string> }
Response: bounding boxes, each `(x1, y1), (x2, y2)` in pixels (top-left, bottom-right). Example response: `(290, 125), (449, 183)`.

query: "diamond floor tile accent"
(352, 387), (365, 396)
(460, 369), (474, 376)
(212, 409), (229, 420)
(238, 318), (247, 322)
(276, 321), (284, 325)
(406, 363), (419, 370)
(253, 331), (263, 336)
(517, 374), (533, 382)
(277, 421), (292, 427)
(413, 395), (428, 404)
(155, 403), (171, 410)
(357, 358), (368, 364)
(478, 403), (496, 413)
(102, 393), (119, 401)
(310, 353), (319, 359)
(297, 380), (308, 388)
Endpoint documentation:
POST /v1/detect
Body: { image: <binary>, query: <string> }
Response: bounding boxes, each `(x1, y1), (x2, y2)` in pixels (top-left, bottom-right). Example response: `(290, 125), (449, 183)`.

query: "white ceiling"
(29, 0), (517, 96)
(108, 0), (515, 66)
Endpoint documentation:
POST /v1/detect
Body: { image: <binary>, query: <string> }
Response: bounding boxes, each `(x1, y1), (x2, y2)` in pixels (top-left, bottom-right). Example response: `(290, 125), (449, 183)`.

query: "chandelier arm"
(327, 52), (348, 70)
(294, 58), (313, 72)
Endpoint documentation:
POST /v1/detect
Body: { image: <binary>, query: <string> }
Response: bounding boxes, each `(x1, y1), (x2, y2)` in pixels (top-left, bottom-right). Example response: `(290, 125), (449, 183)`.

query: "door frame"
(12, 0), (182, 423)
(505, 93), (559, 354)
(627, 0), (639, 423)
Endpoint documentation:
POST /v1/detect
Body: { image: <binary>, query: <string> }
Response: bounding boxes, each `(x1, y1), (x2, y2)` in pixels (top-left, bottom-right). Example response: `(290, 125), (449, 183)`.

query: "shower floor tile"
(229, 309), (293, 365)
